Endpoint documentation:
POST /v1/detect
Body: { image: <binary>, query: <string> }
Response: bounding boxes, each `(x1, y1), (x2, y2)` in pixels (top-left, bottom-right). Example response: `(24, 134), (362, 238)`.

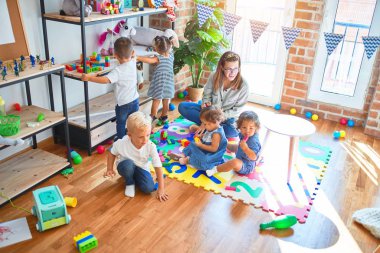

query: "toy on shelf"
(0, 96), (5, 116)
(98, 20), (136, 56)
(64, 197), (77, 207)
(73, 231), (98, 253)
(260, 215), (297, 230)
(37, 113), (45, 122)
(70, 150), (83, 164)
(31, 185), (71, 232)
(30, 55), (36, 67)
(1, 66), (7, 80)
(138, 0), (144, 11)
(60, 0), (92, 17)
(0, 114), (21, 136)
(100, 0), (123, 15)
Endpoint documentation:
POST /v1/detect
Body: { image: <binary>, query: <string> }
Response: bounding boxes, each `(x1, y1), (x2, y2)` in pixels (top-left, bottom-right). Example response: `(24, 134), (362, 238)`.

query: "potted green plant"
(174, 0), (229, 102)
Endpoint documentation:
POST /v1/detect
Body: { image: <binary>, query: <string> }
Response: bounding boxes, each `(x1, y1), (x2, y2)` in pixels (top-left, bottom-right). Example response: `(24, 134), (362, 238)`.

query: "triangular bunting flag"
(154, 0), (163, 8)
(282, 26), (301, 50)
(249, 20), (269, 43)
(362, 36), (380, 59)
(222, 11), (242, 35)
(196, 4), (214, 28)
(324, 32), (344, 55)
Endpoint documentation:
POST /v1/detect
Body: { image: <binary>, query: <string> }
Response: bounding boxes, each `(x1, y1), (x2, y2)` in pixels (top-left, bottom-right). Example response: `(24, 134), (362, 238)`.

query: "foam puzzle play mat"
(151, 117), (332, 223)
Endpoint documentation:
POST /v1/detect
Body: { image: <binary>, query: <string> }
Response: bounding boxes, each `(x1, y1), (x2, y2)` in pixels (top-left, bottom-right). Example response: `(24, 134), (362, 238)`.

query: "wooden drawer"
(91, 121), (116, 146)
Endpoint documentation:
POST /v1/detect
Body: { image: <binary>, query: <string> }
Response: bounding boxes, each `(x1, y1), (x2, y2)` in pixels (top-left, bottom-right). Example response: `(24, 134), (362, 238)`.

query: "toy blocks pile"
(73, 231), (98, 253)
(65, 52), (110, 73)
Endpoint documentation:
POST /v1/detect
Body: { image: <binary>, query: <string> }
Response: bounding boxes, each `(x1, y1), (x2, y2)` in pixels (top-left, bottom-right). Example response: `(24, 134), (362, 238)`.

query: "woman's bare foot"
(179, 156), (189, 165)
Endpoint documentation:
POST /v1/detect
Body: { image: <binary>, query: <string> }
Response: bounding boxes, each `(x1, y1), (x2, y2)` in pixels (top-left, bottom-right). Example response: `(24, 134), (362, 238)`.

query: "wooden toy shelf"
(43, 8), (167, 25)
(0, 63), (71, 206)
(0, 149), (70, 206)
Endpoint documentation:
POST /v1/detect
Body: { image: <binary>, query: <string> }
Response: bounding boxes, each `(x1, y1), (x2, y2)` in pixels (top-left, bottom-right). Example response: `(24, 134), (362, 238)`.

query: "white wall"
(0, 0), (139, 159)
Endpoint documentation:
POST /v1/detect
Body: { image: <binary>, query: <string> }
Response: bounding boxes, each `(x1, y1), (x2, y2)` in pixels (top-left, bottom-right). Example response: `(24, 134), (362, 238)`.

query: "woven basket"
(0, 114), (21, 136)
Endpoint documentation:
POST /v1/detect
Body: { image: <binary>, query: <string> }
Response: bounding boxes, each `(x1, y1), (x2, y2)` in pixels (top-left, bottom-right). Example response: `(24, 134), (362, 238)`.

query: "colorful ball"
(311, 114), (319, 121)
(340, 118), (348, 125)
(96, 145), (105, 154)
(333, 131), (340, 139)
(347, 119), (355, 127)
(177, 92), (184, 99)
(14, 103), (21, 111)
(183, 90), (188, 96)
(274, 104), (281, 110)
(290, 108), (296, 115)
(305, 111), (312, 119)
(340, 130), (346, 138)
(169, 103), (176, 111)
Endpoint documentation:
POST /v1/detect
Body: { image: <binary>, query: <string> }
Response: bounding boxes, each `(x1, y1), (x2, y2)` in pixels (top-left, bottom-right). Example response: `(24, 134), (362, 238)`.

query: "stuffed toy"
(132, 27), (179, 48)
(0, 135), (24, 146)
(60, 0), (92, 17)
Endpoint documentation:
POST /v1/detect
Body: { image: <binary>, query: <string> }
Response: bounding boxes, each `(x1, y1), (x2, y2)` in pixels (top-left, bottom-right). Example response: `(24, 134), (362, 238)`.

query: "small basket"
(0, 114), (21, 136)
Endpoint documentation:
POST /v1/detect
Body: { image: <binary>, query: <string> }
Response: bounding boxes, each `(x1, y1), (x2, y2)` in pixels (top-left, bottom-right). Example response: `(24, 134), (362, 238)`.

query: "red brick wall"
(281, 0), (380, 137)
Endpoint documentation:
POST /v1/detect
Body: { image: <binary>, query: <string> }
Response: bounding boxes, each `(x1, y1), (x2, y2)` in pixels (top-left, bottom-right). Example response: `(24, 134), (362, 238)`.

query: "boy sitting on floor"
(104, 111), (168, 201)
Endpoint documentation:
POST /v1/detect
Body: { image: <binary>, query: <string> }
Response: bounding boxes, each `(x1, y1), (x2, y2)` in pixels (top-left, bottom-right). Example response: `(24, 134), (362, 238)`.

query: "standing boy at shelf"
(104, 111), (168, 201)
(82, 37), (139, 140)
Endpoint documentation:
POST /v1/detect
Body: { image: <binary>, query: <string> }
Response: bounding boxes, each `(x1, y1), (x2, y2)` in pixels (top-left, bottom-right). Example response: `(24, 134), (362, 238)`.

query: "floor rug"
(151, 117), (331, 223)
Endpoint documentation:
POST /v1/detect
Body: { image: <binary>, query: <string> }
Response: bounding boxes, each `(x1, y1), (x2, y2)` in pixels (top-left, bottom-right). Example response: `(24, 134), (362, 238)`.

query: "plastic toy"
(14, 103), (21, 111)
(194, 137), (200, 143)
(260, 215), (297, 230)
(37, 113), (45, 122)
(31, 185), (71, 232)
(180, 139), (190, 147)
(27, 121), (39, 128)
(340, 130), (346, 138)
(60, 0), (92, 17)
(160, 130), (168, 141)
(73, 231), (98, 253)
(70, 150), (83, 164)
(177, 92), (184, 99)
(333, 131), (341, 139)
(311, 114), (319, 121)
(138, 0), (144, 10)
(274, 103), (281, 110)
(183, 90), (188, 97)
(347, 119), (355, 127)
(64, 197), (77, 208)
(0, 96), (5, 116)
(340, 118), (347, 125)
(169, 103), (176, 111)
(305, 111), (312, 119)
(30, 55), (36, 67)
(290, 108), (296, 115)
(96, 145), (105, 154)
(61, 167), (74, 177)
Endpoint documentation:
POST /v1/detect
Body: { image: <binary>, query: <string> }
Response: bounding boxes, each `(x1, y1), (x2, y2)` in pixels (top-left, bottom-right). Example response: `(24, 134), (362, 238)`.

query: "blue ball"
(347, 119), (355, 127)
(169, 103), (176, 111)
(305, 111), (312, 119)
(183, 90), (188, 96)
(333, 131), (340, 139)
(274, 104), (281, 110)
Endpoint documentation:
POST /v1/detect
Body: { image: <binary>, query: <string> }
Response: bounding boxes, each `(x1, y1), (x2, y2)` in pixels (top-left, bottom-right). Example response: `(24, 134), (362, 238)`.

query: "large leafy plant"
(174, 0), (229, 88)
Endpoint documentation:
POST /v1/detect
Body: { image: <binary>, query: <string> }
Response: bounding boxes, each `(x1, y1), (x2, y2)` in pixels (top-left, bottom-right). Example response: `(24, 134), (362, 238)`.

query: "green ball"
(177, 92), (185, 99)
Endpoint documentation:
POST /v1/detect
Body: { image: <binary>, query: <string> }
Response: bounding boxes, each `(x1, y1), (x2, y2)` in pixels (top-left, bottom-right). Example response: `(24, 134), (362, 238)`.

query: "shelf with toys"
(43, 7), (167, 25)
(0, 57), (71, 206)
(40, 0), (175, 155)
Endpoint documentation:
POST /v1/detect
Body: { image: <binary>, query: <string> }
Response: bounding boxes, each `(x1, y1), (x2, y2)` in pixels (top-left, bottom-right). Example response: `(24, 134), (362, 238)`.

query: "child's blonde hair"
(127, 111), (151, 133)
(200, 106), (224, 124)
(236, 111), (260, 130)
(152, 36), (173, 55)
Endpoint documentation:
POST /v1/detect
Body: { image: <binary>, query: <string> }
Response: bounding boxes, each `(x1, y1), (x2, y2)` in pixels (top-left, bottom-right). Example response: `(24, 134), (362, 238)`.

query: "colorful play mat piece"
(151, 117), (332, 223)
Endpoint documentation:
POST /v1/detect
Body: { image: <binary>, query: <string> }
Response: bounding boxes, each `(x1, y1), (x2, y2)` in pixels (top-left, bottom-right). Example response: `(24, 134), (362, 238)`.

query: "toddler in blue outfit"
(207, 111), (261, 177)
(179, 106), (227, 171)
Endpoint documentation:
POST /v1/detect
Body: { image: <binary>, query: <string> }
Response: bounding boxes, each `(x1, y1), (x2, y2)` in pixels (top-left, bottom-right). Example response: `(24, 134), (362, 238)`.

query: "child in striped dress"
(137, 36), (175, 125)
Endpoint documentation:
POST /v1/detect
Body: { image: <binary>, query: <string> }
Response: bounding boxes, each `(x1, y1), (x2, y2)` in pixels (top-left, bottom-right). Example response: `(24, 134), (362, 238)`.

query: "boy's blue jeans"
(117, 159), (155, 194)
(178, 102), (239, 138)
(115, 99), (139, 140)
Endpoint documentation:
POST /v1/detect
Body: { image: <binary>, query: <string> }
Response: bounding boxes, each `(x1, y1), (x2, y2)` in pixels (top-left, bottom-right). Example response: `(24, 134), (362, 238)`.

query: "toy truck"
(31, 185), (71, 232)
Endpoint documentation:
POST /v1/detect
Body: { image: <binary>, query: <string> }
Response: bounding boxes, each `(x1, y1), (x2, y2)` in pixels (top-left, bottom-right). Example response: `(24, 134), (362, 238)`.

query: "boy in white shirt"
(82, 37), (139, 140)
(104, 111), (168, 201)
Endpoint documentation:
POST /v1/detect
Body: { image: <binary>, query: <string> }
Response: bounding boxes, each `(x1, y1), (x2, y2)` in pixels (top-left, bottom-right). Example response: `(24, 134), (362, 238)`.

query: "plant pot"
(187, 86), (204, 102)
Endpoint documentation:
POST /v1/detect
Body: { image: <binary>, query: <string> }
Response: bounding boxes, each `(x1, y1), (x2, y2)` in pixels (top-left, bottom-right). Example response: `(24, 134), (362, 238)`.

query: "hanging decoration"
(324, 32), (344, 55)
(154, 0), (163, 8)
(362, 36), (380, 59)
(222, 11), (242, 35)
(282, 26), (301, 50)
(196, 4), (215, 28)
(249, 20), (269, 43)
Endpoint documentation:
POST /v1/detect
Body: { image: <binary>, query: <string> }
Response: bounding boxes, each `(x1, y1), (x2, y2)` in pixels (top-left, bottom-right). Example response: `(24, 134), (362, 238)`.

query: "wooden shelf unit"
(0, 149), (70, 206)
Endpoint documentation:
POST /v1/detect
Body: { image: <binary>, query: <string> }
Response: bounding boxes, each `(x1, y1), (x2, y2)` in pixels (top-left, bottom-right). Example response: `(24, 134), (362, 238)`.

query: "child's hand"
(81, 73), (90, 81)
(239, 140), (249, 151)
(156, 187), (169, 202)
(103, 169), (116, 178)
(201, 102), (212, 108)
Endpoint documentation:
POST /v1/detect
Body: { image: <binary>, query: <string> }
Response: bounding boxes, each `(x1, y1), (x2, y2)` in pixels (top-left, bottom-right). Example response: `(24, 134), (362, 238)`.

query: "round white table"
(260, 114), (316, 183)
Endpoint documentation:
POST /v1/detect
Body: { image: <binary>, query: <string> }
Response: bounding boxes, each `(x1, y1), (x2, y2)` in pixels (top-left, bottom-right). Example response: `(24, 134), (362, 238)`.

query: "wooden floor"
(1, 99), (379, 253)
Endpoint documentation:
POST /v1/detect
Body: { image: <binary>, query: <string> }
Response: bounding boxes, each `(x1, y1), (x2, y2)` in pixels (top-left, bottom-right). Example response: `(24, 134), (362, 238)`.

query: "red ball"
(340, 118), (348, 125)
(14, 103), (21, 111)
(96, 145), (105, 154)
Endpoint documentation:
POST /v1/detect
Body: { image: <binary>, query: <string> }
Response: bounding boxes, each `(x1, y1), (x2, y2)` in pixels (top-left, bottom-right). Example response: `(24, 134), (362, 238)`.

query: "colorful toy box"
(31, 185), (71, 232)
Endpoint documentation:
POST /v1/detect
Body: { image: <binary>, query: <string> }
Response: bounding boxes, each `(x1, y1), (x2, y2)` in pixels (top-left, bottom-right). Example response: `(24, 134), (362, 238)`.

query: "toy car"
(31, 185), (71, 232)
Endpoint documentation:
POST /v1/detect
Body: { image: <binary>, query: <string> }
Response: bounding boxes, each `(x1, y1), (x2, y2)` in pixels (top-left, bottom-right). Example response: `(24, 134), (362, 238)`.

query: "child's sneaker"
(206, 166), (218, 177)
(124, 185), (135, 197)
(156, 115), (168, 126)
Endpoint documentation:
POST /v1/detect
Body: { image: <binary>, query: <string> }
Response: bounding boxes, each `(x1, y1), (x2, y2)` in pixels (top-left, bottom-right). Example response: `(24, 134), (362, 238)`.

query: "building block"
(73, 231), (98, 253)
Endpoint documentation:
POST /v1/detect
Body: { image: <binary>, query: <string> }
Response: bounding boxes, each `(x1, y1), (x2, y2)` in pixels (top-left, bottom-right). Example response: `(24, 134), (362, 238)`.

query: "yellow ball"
(290, 108), (297, 115)
(340, 130), (346, 138)
(311, 114), (319, 121)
